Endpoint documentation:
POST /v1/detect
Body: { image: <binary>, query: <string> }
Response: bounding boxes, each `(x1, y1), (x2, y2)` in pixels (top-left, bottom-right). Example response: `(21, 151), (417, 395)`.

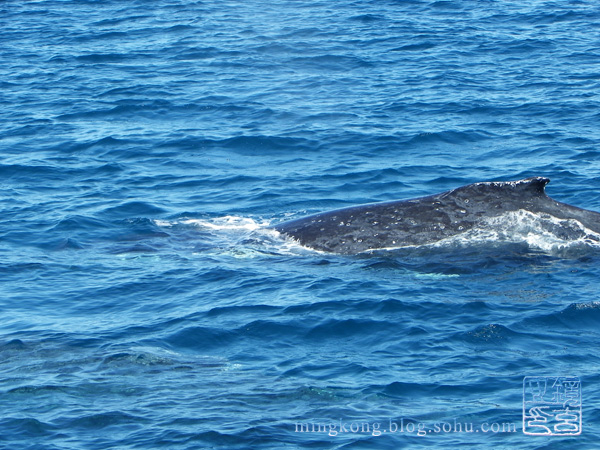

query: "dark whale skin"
(272, 177), (600, 254)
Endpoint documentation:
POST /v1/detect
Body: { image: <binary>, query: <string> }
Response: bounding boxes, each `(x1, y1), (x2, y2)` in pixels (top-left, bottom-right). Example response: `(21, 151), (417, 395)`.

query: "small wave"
(557, 302), (600, 330)
(289, 54), (372, 71)
(462, 324), (518, 343)
(392, 42), (437, 52)
(104, 202), (167, 218)
(407, 129), (494, 145)
(74, 53), (139, 63)
(100, 346), (228, 370)
(570, 301), (600, 310)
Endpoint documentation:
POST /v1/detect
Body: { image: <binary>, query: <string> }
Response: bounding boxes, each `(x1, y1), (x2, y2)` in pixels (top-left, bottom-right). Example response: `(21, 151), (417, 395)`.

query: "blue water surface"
(1, 0), (600, 448)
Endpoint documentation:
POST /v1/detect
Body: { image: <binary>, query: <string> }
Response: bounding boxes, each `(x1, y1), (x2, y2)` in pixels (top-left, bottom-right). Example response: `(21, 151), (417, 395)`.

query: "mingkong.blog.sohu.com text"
(295, 418), (518, 437)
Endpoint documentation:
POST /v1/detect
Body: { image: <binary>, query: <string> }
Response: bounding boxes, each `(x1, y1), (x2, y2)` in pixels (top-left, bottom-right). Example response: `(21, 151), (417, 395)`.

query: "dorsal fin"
(514, 176), (550, 197)
(443, 177), (551, 200)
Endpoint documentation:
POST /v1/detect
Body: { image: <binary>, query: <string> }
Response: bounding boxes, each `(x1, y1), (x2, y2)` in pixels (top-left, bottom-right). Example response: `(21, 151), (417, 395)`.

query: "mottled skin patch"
(272, 177), (600, 254)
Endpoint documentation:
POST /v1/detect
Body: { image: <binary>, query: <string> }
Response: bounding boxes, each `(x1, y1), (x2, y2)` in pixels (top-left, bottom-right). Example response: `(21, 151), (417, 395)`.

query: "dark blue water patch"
(48, 215), (112, 234)
(150, 430), (251, 450)
(96, 85), (173, 101)
(81, 30), (132, 42)
(459, 324), (522, 346)
(20, 214), (171, 252)
(0, 163), (83, 184)
(53, 136), (135, 155)
(37, 237), (86, 251)
(1, 119), (56, 139)
(0, 417), (57, 443)
(529, 9), (598, 25)
(74, 52), (142, 63)
(282, 361), (370, 382)
(168, 45), (241, 61)
(204, 303), (281, 321)
(362, 246), (560, 277)
(374, 379), (498, 402)
(56, 410), (146, 433)
(236, 318), (310, 341)
(407, 129), (495, 145)
(102, 202), (167, 219)
(392, 42), (437, 52)
(155, 134), (321, 155)
(304, 318), (398, 343)
(0, 338), (28, 353)
(430, 0), (462, 9)
(282, 298), (407, 317)
(566, 142), (598, 156)
(0, 263), (46, 280)
(543, 302), (600, 332)
(56, 101), (179, 121)
(166, 325), (238, 353)
(89, 13), (155, 28)
(289, 54), (373, 72)
(98, 351), (208, 373)
(349, 14), (386, 23)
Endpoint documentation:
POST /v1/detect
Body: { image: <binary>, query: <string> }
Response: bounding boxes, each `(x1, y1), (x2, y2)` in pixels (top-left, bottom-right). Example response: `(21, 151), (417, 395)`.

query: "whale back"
(273, 177), (600, 253)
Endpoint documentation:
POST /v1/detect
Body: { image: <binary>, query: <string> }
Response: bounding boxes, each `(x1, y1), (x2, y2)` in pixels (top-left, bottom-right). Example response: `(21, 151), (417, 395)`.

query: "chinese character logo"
(523, 376), (582, 436)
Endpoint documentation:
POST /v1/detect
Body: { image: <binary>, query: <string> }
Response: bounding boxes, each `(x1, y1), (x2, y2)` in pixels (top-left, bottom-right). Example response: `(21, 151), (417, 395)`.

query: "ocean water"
(1, 0), (600, 448)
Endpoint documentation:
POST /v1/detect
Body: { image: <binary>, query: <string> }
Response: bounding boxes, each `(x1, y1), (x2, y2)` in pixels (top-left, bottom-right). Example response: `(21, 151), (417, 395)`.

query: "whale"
(272, 177), (600, 254)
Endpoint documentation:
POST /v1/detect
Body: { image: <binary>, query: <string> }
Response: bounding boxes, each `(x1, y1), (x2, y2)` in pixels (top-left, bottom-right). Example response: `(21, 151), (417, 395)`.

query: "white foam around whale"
(430, 209), (600, 252)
